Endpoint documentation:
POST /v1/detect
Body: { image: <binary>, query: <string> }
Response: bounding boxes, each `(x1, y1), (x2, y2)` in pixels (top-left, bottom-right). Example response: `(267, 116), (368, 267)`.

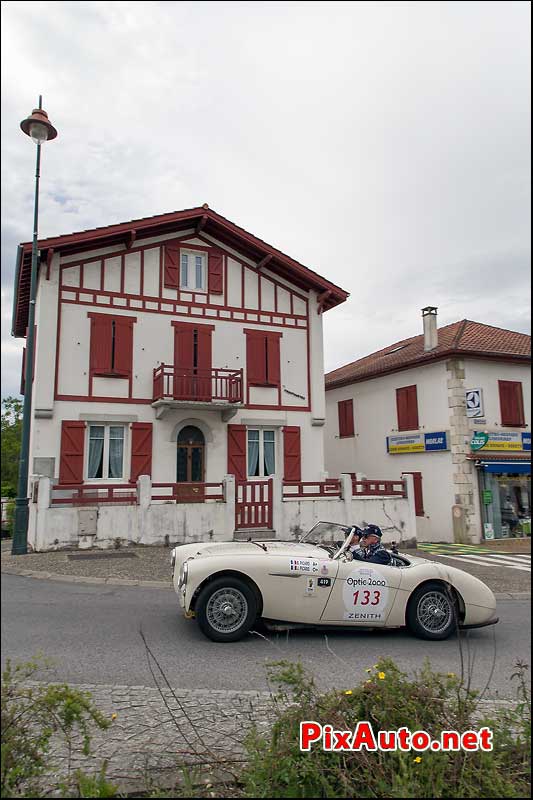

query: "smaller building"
(324, 308), (531, 543)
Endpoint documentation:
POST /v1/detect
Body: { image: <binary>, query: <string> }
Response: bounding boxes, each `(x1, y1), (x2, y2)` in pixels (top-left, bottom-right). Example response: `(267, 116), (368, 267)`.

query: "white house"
(13, 205), (418, 551)
(324, 308), (531, 544)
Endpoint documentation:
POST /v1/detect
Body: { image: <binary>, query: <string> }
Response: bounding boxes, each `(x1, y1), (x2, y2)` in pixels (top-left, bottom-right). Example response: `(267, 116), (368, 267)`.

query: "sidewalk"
(1, 539), (529, 598)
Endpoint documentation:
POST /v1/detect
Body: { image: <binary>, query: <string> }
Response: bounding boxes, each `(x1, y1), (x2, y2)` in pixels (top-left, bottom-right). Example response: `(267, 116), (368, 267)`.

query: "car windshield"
(298, 521), (352, 555)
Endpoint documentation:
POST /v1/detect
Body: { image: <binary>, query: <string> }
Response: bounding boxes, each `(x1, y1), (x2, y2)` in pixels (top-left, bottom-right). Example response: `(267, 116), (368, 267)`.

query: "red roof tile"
(325, 320), (531, 389)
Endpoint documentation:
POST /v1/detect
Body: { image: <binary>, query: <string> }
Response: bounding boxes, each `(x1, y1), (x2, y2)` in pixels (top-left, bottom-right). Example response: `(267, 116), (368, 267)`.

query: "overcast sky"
(1, 0), (530, 398)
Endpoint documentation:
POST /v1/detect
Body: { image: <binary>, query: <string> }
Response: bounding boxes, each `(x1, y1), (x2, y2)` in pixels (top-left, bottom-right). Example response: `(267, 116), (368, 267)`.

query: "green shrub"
(241, 658), (531, 798)
(1, 657), (112, 798)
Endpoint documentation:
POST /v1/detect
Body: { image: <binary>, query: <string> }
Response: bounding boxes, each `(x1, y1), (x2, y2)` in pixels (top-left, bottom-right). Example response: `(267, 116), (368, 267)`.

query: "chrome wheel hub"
(206, 588), (248, 634)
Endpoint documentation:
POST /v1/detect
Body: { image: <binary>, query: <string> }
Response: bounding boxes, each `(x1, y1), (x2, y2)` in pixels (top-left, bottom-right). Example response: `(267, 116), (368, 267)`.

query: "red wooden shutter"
(130, 422), (153, 482)
(246, 331), (266, 385)
(89, 315), (113, 375)
(114, 318), (134, 377)
(397, 385), (419, 431)
(227, 424), (247, 480)
(338, 399), (354, 437)
(266, 334), (281, 386)
(196, 326), (213, 400)
(208, 250), (224, 294)
(403, 472), (424, 516)
(164, 243), (180, 288)
(499, 381), (524, 426)
(59, 421), (85, 484)
(283, 426), (301, 481)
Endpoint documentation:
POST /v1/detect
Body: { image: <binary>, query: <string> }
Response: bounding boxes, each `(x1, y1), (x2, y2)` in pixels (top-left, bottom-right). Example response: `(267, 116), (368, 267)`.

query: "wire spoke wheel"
(206, 587), (249, 634)
(416, 591), (453, 634)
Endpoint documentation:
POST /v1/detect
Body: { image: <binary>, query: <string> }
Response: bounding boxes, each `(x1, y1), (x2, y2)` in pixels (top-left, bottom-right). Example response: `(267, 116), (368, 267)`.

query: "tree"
(1, 396), (23, 497)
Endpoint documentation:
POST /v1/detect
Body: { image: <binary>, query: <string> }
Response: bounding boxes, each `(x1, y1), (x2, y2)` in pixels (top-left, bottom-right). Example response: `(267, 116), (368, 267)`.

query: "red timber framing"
(51, 229), (312, 409)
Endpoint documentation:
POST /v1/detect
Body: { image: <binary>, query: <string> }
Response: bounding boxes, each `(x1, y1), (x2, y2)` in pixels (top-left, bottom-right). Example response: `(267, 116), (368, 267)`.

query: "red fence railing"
(153, 365), (243, 404)
(151, 483), (224, 503)
(351, 477), (406, 497)
(51, 484), (137, 506)
(283, 480), (342, 498)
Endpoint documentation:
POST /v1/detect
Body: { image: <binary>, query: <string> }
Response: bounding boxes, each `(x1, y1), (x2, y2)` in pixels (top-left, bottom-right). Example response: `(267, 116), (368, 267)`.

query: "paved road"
(1, 575), (529, 698)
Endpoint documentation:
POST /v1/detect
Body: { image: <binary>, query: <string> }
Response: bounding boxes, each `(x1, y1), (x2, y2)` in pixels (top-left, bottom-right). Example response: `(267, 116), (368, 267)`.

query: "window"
(499, 381), (525, 426)
(245, 329), (282, 387)
(180, 250), (207, 292)
(396, 385), (419, 431)
(88, 313), (135, 379)
(247, 429), (276, 477)
(338, 399), (355, 437)
(87, 425), (125, 479)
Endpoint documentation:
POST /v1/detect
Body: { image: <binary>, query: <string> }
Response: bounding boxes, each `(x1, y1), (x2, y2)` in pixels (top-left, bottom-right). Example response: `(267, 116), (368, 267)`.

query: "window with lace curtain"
(87, 424), (126, 480)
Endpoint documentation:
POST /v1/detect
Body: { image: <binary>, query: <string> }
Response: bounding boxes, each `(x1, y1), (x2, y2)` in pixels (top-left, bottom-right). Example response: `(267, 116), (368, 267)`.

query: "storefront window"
(481, 470), (531, 539)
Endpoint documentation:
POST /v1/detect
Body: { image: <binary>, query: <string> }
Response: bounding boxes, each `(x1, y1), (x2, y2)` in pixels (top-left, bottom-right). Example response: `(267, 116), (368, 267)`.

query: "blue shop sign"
(522, 432), (531, 452)
(424, 432), (448, 451)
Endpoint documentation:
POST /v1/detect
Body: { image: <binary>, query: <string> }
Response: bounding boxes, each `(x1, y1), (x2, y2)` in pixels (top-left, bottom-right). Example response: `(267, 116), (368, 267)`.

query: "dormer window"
(180, 250), (207, 292)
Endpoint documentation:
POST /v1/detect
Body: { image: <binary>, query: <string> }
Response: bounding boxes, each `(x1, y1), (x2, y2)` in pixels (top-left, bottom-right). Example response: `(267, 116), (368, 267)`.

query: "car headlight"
(177, 560), (189, 590)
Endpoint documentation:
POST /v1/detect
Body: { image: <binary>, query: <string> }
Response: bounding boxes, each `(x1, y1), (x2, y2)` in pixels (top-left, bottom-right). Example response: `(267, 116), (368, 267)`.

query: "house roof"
(325, 320), (531, 390)
(12, 204), (349, 337)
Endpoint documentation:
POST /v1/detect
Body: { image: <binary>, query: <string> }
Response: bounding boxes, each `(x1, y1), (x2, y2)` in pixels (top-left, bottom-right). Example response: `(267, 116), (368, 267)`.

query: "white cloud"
(1, 0), (530, 397)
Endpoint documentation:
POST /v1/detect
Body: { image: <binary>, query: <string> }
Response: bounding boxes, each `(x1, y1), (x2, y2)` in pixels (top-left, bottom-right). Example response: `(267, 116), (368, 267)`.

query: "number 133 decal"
(353, 589), (381, 606)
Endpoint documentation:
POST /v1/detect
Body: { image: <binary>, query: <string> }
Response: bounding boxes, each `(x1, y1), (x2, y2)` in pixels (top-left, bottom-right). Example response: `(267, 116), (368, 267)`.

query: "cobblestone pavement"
(30, 680), (279, 794)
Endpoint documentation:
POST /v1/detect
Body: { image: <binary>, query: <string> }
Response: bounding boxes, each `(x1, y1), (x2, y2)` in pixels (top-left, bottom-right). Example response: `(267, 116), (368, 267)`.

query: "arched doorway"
(177, 425), (205, 483)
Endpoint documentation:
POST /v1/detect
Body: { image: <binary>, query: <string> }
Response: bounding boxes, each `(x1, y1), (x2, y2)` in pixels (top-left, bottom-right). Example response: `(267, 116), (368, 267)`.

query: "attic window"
(385, 344), (409, 355)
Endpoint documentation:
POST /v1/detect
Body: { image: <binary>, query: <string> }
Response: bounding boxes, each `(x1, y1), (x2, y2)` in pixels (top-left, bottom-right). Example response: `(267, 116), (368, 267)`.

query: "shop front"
(470, 431), (531, 540)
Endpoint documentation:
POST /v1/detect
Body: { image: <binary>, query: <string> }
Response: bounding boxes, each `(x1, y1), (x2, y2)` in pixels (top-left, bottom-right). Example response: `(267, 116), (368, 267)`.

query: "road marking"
(432, 553), (531, 573)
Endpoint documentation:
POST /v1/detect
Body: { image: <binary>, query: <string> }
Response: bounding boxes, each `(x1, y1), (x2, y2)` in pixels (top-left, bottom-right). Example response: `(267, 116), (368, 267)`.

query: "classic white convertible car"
(171, 521), (498, 643)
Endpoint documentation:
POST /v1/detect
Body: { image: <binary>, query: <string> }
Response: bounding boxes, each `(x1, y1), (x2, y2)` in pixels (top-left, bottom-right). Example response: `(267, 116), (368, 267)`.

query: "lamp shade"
(20, 107), (57, 142)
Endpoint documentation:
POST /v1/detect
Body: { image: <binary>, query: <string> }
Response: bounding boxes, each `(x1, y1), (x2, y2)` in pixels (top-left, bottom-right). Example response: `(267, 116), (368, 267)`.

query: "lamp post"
(12, 97), (58, 555)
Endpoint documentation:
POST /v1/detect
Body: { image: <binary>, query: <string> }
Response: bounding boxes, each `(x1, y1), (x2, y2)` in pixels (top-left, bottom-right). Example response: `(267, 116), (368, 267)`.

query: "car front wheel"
(407, 582), (458, 640)
(196, 577), (258, 642)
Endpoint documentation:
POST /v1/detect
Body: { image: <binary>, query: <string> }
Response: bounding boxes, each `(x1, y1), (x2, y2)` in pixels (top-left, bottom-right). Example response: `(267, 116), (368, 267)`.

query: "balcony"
(152, 364), (243, 419)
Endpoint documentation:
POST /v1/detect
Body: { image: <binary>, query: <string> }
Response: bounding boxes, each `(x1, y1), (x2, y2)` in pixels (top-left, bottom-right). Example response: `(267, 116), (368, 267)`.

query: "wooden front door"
(173, 323), (213, 401)
(176, 426), (205, 501)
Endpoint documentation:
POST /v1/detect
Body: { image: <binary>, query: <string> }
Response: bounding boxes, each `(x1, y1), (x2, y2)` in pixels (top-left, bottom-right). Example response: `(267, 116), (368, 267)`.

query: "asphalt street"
(1, 574), (529, 698)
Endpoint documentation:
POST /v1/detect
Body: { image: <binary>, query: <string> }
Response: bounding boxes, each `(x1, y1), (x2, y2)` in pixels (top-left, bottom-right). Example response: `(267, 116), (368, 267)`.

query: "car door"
(320, 555), (402, 626)
(260, 555), (341, 624)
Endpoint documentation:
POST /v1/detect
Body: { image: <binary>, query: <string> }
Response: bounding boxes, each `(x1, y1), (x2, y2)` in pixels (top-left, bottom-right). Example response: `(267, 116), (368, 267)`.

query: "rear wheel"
(407, 582), (458, 640)
(196, 577), (258, 642)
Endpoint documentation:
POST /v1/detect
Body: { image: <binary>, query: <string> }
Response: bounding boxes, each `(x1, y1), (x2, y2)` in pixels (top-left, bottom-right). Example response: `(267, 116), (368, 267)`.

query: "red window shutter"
(130, 422), (153, 481)
(227, 424), (247, 480)
(164, 243), (180, 288)
(283, 426), (301, 481)
(59, 421), (85, 484)
(338, 399), (354, 437)
(266, 335), (281, 386)
(403, 472), (424, 516)
(246, 332), (266, 385)
(114, 318), (134, 377)
(89, 315), (113, 375)
(499, 381), (524, 426)
(397, 385), (418, 431)
(208, 250), (224, 294)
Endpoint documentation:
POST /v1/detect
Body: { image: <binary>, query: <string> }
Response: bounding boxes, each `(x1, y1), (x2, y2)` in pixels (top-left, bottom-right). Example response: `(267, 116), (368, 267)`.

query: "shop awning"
(479, 461), (531, 474)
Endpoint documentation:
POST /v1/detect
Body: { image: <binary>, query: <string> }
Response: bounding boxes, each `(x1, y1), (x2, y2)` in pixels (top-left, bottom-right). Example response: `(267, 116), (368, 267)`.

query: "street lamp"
(12, 97), (58, 555)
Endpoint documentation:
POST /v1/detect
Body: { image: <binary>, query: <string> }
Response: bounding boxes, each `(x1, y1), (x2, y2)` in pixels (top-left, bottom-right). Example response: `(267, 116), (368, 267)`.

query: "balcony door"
(176, 426), (205, 501)
(173, 323), (213, 401)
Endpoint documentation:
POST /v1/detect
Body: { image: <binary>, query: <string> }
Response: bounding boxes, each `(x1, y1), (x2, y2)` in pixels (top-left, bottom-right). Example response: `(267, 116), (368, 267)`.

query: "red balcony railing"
(51, 484), (137, 506)
(151, 482), (224, 503)
(351, 477), (407, 497)
(153, 365), (243, 404)
(283, 480), (342, 498)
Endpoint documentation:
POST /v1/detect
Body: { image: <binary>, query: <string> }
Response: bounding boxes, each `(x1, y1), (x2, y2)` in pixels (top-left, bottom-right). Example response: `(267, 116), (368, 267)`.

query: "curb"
(1, 566), (171, 588)
(1, 566), (529, 598)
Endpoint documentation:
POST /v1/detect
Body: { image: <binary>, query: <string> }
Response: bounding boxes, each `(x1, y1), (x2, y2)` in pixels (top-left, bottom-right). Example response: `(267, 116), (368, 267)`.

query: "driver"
(346, 525), (365, 557)
(351, 525), (392, 565)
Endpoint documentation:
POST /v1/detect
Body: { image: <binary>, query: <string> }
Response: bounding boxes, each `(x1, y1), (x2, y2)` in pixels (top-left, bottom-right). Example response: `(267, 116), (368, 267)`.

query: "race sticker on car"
(305, 577), (316, 595)
(342, 567), (389, 621)
(318, 577), (332, 587)
(289, 558), (320, 573)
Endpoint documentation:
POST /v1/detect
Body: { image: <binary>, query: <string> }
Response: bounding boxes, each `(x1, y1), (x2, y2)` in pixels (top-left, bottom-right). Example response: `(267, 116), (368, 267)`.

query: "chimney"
(422, 306), (438, 351)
